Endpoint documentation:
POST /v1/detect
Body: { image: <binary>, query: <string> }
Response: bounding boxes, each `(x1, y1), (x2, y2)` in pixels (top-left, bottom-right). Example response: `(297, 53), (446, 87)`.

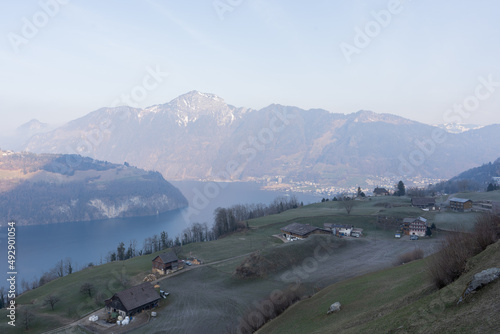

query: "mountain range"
(16, 91), (500, 186)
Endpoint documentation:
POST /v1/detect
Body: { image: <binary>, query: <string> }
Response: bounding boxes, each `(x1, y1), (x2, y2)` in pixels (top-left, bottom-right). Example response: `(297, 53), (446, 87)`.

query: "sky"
(1, 0), (500, 134)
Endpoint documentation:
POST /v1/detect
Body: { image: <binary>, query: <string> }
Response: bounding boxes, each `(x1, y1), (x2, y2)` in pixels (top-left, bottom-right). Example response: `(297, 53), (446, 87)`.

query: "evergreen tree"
(397, 181), (406, 196)
(117, 242), (125, 261)
(487, 183), (497, 192)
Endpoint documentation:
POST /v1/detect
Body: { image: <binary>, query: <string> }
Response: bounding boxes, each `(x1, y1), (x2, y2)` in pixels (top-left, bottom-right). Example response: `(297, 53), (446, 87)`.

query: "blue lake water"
(0, 181), (321, 290)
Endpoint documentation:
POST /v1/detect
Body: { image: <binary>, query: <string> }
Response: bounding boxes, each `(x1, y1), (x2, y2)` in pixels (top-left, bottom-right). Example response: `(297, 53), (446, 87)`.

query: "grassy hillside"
(0, 249), (166, 333)
(1, 191), (497, 333)
(258, 241), (500, 334)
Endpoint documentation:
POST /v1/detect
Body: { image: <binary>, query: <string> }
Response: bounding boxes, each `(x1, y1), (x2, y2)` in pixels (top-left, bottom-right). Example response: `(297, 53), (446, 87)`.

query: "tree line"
(107, 195), (301, 260)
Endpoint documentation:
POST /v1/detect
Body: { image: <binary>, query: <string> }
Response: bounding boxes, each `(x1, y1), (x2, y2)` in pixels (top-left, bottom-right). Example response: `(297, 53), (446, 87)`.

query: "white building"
(324, 223), (353, 236)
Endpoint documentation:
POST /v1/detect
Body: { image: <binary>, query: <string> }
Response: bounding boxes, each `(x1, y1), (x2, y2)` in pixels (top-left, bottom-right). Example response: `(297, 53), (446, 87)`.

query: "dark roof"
(373, 187), (389, 194)
(324, 223), (353, 229)
(449, 197), (472, 203)
(154, 251), (179, 264)
(403, 217), (427, 226)
(281, 223), (318, 236)
(411, 197), (436, 206)
(113, 283), (160, 312)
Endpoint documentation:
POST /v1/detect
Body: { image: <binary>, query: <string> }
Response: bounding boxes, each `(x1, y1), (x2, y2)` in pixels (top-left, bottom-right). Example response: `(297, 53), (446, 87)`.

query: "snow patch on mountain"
(436, 123), (485, 133)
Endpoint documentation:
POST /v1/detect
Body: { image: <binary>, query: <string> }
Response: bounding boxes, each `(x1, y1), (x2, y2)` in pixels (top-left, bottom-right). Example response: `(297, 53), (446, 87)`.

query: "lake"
(0, 181), (321, 290)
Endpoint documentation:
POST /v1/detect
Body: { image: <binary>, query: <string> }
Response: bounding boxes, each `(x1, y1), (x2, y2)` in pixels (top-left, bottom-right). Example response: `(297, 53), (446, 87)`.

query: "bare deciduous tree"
(80, 282), (95, 298)
(43, 294), (60, 311)
(64, 257), (73, 275)
(52, 259), (64, 278)
(21, 307), (35, 330)
(339, 193), (356, 215)
(172, 244), (182, 257)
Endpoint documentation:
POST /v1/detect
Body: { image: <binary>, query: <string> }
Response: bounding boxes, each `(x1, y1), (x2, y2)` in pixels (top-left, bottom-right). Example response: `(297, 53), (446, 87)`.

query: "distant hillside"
(450, 157), (500, 183)
(0, 119), (53, 152)
(21, 91), (500, 186)
(432, 157), (500, 193)
(0, 150), (188, 225)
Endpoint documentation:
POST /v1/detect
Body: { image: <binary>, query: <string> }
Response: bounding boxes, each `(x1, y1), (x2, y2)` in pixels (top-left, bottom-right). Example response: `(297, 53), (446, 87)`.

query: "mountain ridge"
(19, 91), (500, 186)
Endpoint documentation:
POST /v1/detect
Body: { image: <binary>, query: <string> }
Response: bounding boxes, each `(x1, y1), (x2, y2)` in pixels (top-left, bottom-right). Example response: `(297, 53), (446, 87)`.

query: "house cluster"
(396, 216), (429, 238)
(410, 196), (476, 213)
(280, 222), (361, 241)
(102, 250), (198, 323)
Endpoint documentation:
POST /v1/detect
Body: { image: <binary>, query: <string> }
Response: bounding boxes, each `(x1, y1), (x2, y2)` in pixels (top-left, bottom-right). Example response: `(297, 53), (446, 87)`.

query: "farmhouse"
(449, 198), (473, 212)
(402, 217), (428, 237)
(105, 283), (161, 317)
(409, 217), (427, 237)
(281, 222), (331, 240)
(152, 251), (179, 275)
(373, 187), (390, 196)
(324, 223), (354, 236)
(411, 197), (436, 210)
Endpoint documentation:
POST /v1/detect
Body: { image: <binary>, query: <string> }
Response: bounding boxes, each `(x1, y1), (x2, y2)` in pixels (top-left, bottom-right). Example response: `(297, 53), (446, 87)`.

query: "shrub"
(235, 284), (307, 333)
(394, 248), (424, 265)
(428, 214), (500, 289)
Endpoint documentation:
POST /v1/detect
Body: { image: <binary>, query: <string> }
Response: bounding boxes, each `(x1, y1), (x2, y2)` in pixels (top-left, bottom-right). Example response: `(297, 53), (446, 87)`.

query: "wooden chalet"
(449, 198), (473, 212)
(402, 217), (428, 237)
(411, 197), (436, 209)
(373, 187), (390, 196)
(152, 251), (179, 275)
(409, 217), (427, 237)
(401, 218), (414, 235)
(281, 222), (331, 240)
(105, 283), (160, 317)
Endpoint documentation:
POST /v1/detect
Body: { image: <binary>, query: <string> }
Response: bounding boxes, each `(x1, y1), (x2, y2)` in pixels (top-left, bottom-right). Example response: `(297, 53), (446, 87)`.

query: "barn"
(152, 251), (179, 275)
(104, 283), (161, 317)
(281, 222), (331, 240)
(411, 197), (436, 209)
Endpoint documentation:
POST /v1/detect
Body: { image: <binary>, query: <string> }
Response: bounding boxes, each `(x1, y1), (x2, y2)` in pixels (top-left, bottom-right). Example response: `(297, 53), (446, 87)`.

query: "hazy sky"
(1, 0), (500, 134)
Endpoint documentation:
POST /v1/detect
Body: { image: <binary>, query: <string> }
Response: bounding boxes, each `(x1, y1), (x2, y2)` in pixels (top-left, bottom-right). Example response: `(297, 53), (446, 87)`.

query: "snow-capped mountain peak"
(436, 123), (485, 134)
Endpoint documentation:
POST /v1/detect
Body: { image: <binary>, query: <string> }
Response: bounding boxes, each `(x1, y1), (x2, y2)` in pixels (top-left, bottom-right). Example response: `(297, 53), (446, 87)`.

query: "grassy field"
(258, 240), (500, 334)
(446, 190), (500, 202)
(1, 191), (496, 333)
